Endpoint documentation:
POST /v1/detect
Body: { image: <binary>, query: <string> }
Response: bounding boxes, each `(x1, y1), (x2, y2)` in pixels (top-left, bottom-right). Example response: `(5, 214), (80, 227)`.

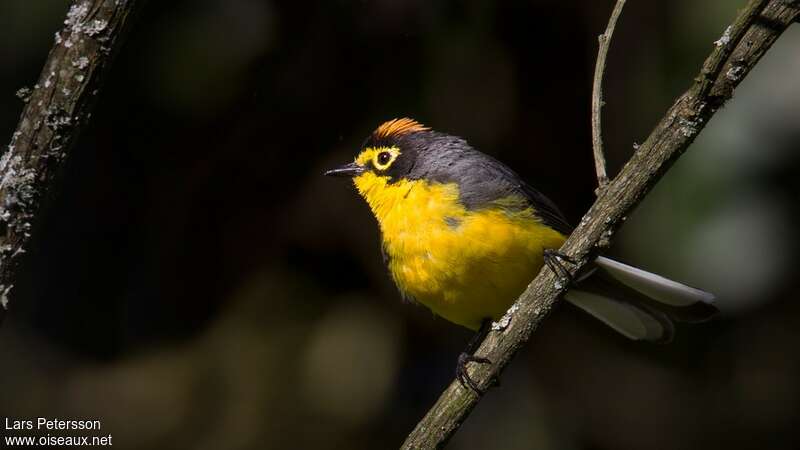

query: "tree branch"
(0, 0), (143, 323)
(591, 0), (626, 191)
(401, 1), (795, 448)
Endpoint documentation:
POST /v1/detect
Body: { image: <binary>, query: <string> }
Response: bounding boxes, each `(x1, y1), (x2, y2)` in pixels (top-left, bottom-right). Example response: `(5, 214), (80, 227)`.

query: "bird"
(325, 118), (717, 392)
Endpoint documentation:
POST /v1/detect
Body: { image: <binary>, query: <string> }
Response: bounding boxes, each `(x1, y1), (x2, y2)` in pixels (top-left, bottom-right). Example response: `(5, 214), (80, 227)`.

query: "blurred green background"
(1, 1), (799, 449)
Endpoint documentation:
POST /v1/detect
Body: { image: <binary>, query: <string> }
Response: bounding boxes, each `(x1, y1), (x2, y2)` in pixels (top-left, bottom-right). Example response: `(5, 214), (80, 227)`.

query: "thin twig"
(591, 0), (626, 192)
(0, 0), (143, 323)
(401, 1), (796, 448)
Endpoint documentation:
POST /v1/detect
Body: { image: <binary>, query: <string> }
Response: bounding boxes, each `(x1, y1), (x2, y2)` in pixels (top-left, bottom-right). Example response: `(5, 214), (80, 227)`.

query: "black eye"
(377, 152), (391, 165)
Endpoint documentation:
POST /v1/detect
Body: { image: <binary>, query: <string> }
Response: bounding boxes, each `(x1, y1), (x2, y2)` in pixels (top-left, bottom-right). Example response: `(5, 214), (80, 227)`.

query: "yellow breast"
(354, 172), (566, 330)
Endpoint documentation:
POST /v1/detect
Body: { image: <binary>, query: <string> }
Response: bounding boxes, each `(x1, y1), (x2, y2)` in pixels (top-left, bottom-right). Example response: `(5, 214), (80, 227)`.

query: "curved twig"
(591, 0), (626, 192)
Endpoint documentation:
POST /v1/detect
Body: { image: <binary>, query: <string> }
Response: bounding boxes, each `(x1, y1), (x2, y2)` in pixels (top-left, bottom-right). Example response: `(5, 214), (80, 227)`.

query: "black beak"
(324, 162), (364, 178)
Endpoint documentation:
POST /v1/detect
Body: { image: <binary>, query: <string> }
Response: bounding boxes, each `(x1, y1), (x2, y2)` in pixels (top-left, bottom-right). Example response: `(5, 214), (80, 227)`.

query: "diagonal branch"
(591, 0), (626, 191)
(0, 0), (143, 323)
(698, 0), (771, 101)
(401, 0), (795, 448)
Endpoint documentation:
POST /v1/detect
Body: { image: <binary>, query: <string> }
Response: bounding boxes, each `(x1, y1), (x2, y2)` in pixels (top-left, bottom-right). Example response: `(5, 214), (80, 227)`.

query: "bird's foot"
(543, 249), (577, 285)
(456, 352), (492, 394)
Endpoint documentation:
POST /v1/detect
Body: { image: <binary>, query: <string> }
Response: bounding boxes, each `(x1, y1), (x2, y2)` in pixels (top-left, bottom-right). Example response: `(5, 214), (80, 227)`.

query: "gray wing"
(458, 161), (572, 235)
(411, 135), (573, 234)
(517, 181), (573, 235)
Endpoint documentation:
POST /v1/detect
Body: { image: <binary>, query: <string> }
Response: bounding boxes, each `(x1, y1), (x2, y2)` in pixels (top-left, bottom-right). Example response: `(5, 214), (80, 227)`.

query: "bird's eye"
(373, 150), (396, 170)
(369, 148), (400, 171)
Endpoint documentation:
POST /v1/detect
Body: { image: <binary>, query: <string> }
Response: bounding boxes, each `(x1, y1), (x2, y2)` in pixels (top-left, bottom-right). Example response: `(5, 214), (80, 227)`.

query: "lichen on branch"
(0, 0), (142, 320)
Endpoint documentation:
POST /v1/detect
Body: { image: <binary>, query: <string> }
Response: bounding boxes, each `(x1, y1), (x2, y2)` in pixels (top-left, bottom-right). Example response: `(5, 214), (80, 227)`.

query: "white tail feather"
(594, 256), (715, 307)
(564, 289), (670, 341)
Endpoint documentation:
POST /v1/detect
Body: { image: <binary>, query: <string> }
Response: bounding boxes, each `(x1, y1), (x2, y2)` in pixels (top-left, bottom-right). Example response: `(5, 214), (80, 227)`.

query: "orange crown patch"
(373, 118), (429, 139)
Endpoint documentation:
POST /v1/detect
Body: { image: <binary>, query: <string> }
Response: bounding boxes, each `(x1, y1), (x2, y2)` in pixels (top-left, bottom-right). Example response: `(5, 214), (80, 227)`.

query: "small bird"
(326, 118), (717, 391)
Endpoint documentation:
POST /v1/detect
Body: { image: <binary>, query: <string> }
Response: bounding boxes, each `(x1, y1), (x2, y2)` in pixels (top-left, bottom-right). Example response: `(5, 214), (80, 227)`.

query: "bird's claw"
(543, 249), (577, 284)
(456, 352), (492, 394)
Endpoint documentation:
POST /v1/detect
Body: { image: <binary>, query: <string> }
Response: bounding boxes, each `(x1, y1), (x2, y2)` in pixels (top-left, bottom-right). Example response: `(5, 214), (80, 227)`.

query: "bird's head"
(325, 118), (571, 233)
(325, 118), (482, 221)
(325, 117), (430, 182)
(325, 118), (441, 209)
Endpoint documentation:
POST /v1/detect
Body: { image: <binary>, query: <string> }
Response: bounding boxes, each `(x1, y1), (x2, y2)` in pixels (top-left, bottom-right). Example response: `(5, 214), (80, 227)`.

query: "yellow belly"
(354, 173), (566, 330)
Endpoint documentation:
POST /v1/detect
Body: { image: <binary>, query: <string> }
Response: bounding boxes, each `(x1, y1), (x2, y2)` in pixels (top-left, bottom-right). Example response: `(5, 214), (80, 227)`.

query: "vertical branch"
(590, 0), (626, 192)
(0, 0), (143, 322)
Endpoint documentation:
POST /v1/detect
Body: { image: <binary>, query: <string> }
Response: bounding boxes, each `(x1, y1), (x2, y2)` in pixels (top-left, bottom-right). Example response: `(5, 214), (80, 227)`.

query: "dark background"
(2, 1), (800, 449)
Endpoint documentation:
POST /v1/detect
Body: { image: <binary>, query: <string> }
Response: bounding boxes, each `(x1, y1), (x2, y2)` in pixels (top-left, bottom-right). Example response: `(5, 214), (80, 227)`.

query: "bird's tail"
(563, 256), (718, 342)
